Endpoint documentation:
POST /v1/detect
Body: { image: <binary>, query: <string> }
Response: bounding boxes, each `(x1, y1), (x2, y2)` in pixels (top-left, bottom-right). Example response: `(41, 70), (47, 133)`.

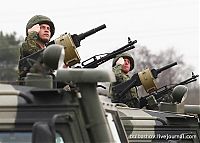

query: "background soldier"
(109, 53), (140, 108)
(18, 15), (55, 80)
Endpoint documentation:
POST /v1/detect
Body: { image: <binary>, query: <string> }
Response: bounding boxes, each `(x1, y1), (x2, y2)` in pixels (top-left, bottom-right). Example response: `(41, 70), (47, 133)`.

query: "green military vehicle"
(1, 25), (199, 143)
(0, 43), (199, 143)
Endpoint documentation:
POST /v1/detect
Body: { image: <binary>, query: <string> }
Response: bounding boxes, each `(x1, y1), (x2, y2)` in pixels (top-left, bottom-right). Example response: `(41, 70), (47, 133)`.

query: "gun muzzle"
(157, 62), (177, 74)
(151, 62), (177, 79)
(71, 24), (106, 47)
(78, 24), (106, 40)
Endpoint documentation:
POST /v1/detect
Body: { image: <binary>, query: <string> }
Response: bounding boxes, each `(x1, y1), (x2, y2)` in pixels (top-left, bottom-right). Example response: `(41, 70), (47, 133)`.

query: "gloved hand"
(116, 57), (124, 65)
(28, 24), (40, 34)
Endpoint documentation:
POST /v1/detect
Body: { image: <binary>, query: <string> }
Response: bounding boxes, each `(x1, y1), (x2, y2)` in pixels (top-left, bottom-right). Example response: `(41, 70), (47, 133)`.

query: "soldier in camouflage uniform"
(109, 53), (140, 108)
(18, 15), (55, 80)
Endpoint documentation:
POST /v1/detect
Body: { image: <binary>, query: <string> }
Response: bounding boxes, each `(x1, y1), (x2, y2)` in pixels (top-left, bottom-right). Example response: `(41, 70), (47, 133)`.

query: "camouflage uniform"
(18, 15), (55, 80)
(20, 31), (44, 58)
(109, 53), (140, 108)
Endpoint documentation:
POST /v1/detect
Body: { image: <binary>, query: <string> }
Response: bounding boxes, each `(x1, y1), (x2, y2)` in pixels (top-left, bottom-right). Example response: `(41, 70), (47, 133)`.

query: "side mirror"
(32, 122), (55, 143)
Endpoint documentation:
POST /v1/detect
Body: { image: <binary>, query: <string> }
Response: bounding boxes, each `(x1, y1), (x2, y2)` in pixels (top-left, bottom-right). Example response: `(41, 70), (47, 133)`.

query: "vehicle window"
(0, 132), (64, 143)
(0, 132), (31, 143)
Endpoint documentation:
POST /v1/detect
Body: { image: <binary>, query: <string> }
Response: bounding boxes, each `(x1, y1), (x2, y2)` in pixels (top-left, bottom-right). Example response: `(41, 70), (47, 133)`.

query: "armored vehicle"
(0, 43), (199, 143)
(0, 26), (199, 143)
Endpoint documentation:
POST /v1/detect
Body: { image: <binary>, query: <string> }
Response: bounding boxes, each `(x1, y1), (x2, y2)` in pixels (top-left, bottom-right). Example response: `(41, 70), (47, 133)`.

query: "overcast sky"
(0, 0), (199, 74)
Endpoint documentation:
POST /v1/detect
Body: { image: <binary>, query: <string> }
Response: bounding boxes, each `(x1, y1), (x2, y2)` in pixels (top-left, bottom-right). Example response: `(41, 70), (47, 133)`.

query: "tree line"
(0, 31), (21, 81)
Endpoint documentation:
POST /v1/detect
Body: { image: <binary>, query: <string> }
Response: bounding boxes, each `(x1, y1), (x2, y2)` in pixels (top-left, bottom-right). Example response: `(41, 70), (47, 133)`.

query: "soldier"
(18, 15), (55, 80)
(109, 53), (140, 108)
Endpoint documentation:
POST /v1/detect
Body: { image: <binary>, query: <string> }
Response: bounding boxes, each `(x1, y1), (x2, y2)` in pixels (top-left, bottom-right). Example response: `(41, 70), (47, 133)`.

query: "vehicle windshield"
(0, 132), (64, 143)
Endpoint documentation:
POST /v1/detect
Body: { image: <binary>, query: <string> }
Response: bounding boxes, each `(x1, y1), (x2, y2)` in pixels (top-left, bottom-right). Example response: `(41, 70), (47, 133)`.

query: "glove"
(116, 57), (124, 65)
(28, 24), (40, 34)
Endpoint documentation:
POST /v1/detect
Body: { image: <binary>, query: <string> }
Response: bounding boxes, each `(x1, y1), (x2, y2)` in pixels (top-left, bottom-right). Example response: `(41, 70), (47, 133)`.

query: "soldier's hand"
(116, 57), (124, 65)
(28, 24), (40, 34)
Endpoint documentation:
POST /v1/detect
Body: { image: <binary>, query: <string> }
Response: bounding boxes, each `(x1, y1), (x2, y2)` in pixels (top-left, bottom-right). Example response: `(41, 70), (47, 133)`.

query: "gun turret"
(112, 62), (178, 104)
(155, 72), (198, 103)
(140, 73), (199, 108)
(82, 38), (137, 68)
(49, 24), (107, 66)
(19, 25), (106, 79)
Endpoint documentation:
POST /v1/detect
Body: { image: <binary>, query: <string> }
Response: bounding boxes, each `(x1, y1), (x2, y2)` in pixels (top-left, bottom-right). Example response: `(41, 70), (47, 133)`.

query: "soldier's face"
(122, 58), (131, 74)
(38, 24), (51, 42)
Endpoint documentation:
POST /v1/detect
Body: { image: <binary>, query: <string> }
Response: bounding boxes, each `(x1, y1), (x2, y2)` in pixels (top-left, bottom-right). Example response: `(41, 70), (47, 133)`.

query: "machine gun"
(82, 37), (137, 68)
(47, 24), (106, 48)
(140, 72), (199, 108)
(112, 62), (178, 103)
(19, 24), (106, 77)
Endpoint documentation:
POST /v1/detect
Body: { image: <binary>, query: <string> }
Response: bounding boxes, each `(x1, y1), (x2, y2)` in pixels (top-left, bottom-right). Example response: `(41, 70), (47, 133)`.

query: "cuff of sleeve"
(27, 31), (38, 40)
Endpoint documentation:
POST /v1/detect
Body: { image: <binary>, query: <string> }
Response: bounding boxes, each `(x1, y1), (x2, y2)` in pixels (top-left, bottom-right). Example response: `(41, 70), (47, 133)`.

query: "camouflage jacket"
(18, 31), (47, 80)
(20, 31), (45, 58)
(109, 64), (140, 108)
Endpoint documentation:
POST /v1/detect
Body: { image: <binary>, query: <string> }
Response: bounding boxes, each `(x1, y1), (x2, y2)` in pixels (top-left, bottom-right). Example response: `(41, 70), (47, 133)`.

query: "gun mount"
(19, 24), (106, 79)
(112, 62), (178, 103)
(157, 73), (199, 102)
(139, 73), (199, 110)
(48, 24), (106, 66)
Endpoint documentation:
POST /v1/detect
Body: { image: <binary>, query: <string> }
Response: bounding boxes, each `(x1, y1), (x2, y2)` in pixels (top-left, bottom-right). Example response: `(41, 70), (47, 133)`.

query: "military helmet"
(112, 53), (134, 71)
(26, 15), (55, 38)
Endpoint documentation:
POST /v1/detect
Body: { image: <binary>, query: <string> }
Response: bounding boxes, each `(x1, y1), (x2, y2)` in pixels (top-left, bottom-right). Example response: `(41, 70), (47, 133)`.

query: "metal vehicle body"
(101, 94), (200, 143)
(0, 43), (199, 143)
(0, 71), (199, 142)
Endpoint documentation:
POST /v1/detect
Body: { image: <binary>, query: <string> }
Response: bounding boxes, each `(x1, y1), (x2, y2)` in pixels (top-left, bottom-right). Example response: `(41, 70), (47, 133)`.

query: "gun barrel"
(114, 40), (137, 53)
(157, 62), (177, 74)
(82, 40), (137, 68)
(78, 24), (106, 40)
